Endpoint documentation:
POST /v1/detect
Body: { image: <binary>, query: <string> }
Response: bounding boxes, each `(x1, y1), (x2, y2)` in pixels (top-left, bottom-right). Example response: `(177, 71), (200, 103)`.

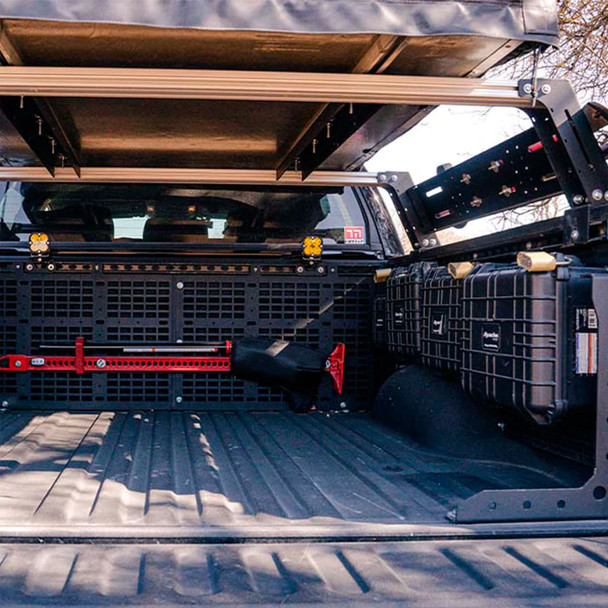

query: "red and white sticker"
(575, 332), (598, 375)
(344, 226), (365, 244)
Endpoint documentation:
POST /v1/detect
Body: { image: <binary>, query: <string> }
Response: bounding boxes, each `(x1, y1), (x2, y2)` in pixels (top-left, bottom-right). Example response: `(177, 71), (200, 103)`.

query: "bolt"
(525, 241), (532, 250)
(339, 402), (347, 409)
(176, 281), (184, 290)
(429, 238), (437, 246)
(96, 358), (107, 369)
(25, 263), (34, 272)
(14, 360), (21, 368)
(317, 266), (325, 274)
(571, 229), (580, 240)
(540, 83), (552, 95)
(605, 191), (608, 201)
(177, 339), (183, 344)
(389, 174), (398, 183)
(176, 396), (183, 404)
(296, 266), (305, 274)
(592, 188), (603, 201)
(421, 239), (429, 247)
(378, 173), (387, 183)
(573, 194), (585, 205)
(523, 83), (533, 94)
(1, 401), (8, 408)
(47, 263), (55, 272)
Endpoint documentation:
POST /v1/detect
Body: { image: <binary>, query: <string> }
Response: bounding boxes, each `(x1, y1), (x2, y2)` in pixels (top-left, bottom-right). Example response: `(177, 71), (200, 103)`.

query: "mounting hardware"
(592, 188), (603, 201)
(1, 401), (7, 408)
(571, 229), (580, 241)
(95, 359), (107, 369)
(488, 160), (503, 173)
(176, 396), (183, 404)
(540, 83), (552, 95)
(573, 194), (585, 205)
(25, 263), (34, 272)
(316, 265), (325, 275)
(470, 196), (482, 207)
(499, 185), (516, 197)
(517, 251), (557, 272)
(14, 360), (21, 368)
(448, 261), (475, 279)
(523, 83), (533, 95)
(46, 263), (55, 272)
(176, 281), (184, 290)
(460, 173), (471, 185)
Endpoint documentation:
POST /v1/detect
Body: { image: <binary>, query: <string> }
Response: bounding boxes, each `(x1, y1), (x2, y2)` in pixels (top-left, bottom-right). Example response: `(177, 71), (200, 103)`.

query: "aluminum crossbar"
(0, 167), (387, 185)
(0, 67), (532, 107)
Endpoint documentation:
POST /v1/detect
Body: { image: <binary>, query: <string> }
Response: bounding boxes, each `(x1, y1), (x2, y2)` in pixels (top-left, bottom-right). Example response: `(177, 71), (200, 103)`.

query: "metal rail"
(0, 166), (388, 185)
(0, 67), (532, 107)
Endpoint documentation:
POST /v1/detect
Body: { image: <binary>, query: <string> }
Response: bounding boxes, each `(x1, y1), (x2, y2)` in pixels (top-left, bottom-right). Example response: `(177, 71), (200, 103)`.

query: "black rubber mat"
(0, 411), (576, 537)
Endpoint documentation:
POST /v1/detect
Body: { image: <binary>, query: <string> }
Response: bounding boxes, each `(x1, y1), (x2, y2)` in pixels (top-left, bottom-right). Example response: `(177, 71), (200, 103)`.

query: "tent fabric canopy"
(0, 0), (559, 45)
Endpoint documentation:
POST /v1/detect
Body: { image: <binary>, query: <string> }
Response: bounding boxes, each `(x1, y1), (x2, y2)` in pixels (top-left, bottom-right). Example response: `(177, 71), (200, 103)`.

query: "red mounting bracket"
(326, 342), (345, 395)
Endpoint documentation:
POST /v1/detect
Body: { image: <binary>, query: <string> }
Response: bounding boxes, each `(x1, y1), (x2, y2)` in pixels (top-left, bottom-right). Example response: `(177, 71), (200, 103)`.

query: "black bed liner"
(0, 410), (586, 539)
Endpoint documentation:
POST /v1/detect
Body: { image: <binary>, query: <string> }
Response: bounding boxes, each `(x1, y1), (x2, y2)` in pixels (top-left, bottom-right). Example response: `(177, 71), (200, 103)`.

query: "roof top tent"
(6, 4), (608, 603)
(0, 0), (559, 179)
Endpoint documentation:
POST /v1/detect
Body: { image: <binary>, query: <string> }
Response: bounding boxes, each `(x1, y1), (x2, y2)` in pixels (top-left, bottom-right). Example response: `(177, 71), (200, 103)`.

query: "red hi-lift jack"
(0, 337), (346, 395)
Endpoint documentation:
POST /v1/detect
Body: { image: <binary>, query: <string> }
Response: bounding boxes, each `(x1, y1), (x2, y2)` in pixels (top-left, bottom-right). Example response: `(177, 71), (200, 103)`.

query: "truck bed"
(0, 410), (581, 539)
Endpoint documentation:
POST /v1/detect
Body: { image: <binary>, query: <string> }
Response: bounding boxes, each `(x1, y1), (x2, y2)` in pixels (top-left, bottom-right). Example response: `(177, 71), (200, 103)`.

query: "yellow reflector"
(29, 232), (50, 254)
(302, 236), (323, 257)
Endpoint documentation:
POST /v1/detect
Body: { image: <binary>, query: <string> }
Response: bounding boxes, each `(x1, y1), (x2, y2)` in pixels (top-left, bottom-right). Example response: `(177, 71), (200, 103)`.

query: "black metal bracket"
(455, 273), (608, 523)
(520, 78), (608, 207)
(0, 96), (81, 176)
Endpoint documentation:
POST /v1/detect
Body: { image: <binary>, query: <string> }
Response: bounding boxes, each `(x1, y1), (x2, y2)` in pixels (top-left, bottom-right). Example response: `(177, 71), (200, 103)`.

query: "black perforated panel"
(0, 258), (376, 411)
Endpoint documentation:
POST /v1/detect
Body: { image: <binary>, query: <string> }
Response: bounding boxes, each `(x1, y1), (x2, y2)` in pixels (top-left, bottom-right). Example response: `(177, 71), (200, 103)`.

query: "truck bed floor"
(0, 410), (578, 539)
